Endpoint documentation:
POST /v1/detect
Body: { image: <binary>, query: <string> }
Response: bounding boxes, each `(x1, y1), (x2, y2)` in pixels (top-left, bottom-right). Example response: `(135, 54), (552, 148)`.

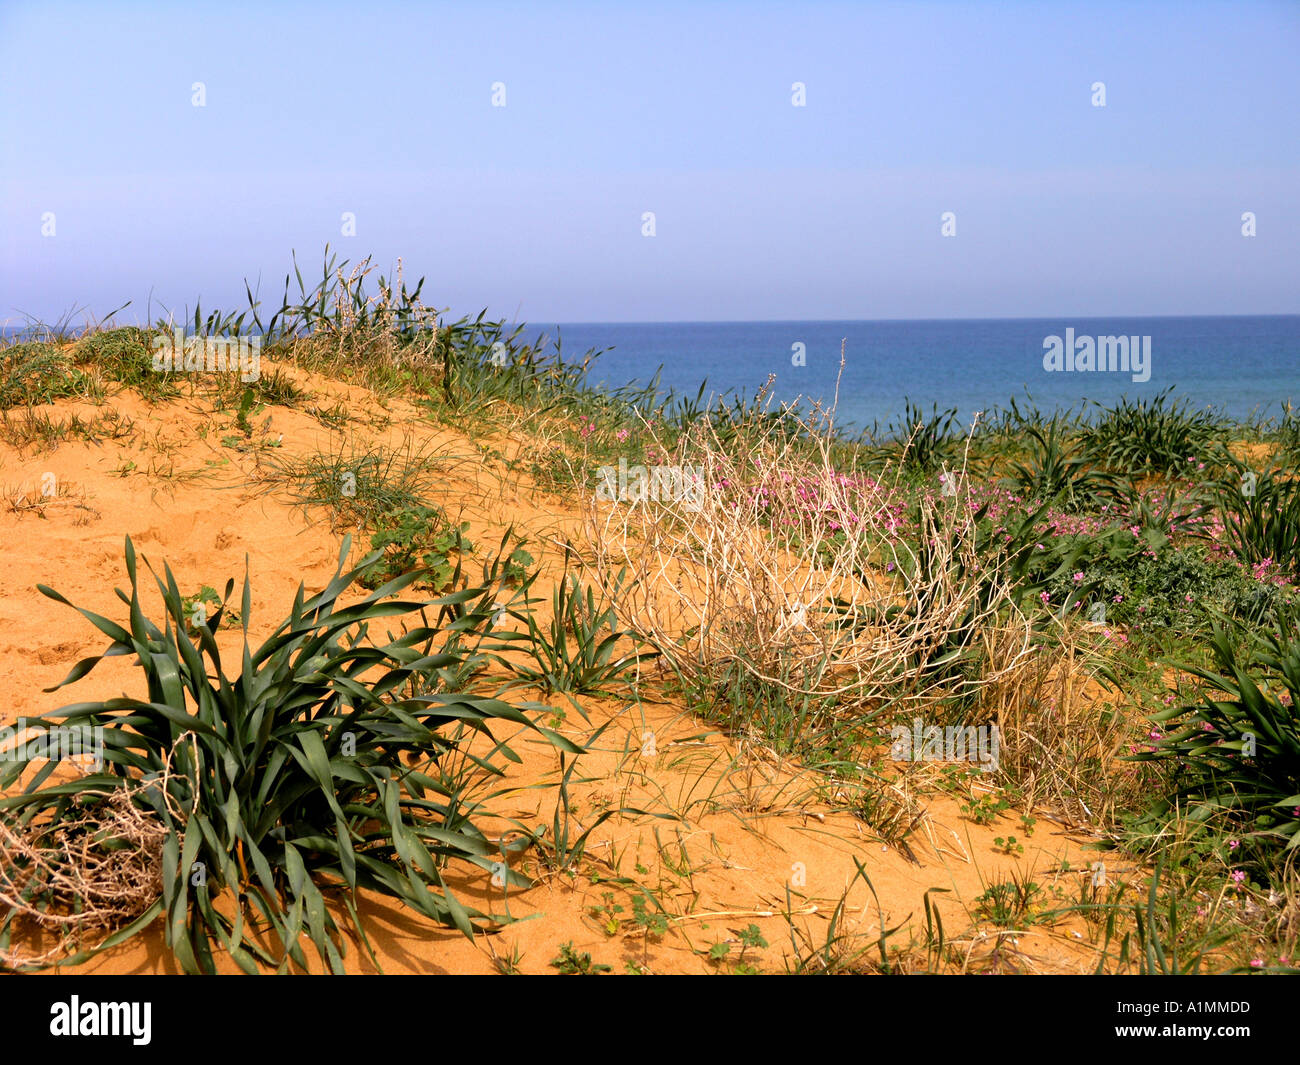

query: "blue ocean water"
(8, 316), (1296, 436)
(524, 316), (1300, 436)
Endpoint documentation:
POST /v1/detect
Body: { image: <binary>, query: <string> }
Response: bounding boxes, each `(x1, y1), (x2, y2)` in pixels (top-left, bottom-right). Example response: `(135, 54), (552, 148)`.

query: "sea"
(8, 315), (1297, 438)
(522, 316), (1300, 437)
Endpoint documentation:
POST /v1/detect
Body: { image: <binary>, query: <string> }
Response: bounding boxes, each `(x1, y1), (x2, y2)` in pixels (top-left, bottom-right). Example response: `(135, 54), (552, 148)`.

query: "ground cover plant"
(0, 341), (87, 409)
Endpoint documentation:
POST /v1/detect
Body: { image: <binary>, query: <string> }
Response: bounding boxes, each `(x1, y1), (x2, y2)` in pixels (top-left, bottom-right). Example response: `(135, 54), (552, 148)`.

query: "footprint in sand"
(34, 640), (85, 666)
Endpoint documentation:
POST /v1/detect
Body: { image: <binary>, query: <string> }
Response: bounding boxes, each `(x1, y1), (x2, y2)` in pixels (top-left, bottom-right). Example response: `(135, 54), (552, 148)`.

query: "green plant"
(504, 565), (655, 699)
(309, 398), (351, 430)
(849, 777), (925, 861)
(992, 836), (1024, 856)
(688, 645), (856, 765)
(503, 546), (534, 585)
(549, 941), (611, 974)
(487, 941), (525, 975)
(874, 400), (959, 474)
(0, 406), (134, 454)
(1059, 541), (1294, 636)
(0, 535), (580, 973)
(961, 791), (1010, 826)
(920, 887), (951, 972)
(251, 366), (307, 407)
(234, 387), (257, 434)
(262, 435), (448, 532)
(180, 585), (242, 632)
(536, 750), (618, 876)
(1006, 416), (1120, 511)
(974, 873), (1042, 928)
(736, 922), (766, 952)
(1273, 401), (1300, 465)
(1141, 603), (1300, 858)
(631, 893), (669, 965)
(71, 327), (174, 400)
(1215, 463), (1300, 580)
(852, 858), (911, 973)
(589, 890), (625, 936)
(1096, 854), (1236, 974)
(0, 341), (86, 409)
(1083, 388), (1224, 476)
(710, 922), (768, 973)
(361, 504), (474, 593)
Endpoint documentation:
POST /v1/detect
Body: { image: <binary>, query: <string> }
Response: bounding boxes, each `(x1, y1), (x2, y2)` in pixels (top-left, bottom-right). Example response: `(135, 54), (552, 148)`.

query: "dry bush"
(985, 624), (1145, 826)
(0, 776), (169, 968)
(3, 478), (100, 524)
(286, 255), (441, 376)
(583, 398), (1033, 721)
(1273, 855), (1300, 959)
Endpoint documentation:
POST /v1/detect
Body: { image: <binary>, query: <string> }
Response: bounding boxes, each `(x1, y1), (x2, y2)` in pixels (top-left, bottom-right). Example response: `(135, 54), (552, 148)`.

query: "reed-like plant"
(0, 536), (578, 973)
(1215, 463), (1300, 579)
(259, 434), (452, 532)
(1083, 388), (1224, 476)
(1142, 604), (1300, 856)
(499, 564), (655, 700)
(1095, 854), (1237, 974)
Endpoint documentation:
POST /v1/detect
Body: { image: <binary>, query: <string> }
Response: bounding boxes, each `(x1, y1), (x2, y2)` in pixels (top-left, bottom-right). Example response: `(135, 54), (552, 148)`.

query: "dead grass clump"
(0, 779), (168, 968)
(584, 395), (1032, 724)
(984, 624), (1148, 827)
(3, 479), (100, 524)
(281, 254), (443, 389)
(0, 407), (134, 455)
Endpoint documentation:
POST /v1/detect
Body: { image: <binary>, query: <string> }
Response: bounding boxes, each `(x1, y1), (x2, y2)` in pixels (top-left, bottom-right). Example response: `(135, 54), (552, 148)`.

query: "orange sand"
(0, 361), (1128, 974)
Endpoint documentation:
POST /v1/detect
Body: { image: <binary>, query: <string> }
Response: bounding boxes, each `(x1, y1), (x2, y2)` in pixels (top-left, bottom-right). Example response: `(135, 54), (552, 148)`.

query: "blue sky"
(1, 0), (1297, 325)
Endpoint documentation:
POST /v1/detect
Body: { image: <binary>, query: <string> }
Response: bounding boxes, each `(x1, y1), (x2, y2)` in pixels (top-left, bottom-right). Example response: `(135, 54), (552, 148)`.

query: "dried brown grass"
(582, 398), (1032, 719)
(0, 775), (170, 968)
(986, 624), (1146, 827)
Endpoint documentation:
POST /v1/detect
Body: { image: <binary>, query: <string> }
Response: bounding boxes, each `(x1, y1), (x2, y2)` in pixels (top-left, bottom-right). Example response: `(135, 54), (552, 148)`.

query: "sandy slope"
(0, 361), (1121, 974)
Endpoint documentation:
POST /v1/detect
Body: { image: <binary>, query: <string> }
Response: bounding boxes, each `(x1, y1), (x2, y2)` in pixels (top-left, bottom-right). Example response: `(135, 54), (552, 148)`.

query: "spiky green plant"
(1215, 464), (1300, 579)
(0, 536), (579, 973)
(1083, 388), (1224, 476)
(1141, 604), (1300, 855)
(873, 400), (959, 474)
(1006, 417), (1122, 511)
(498, 565), (655, 700)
